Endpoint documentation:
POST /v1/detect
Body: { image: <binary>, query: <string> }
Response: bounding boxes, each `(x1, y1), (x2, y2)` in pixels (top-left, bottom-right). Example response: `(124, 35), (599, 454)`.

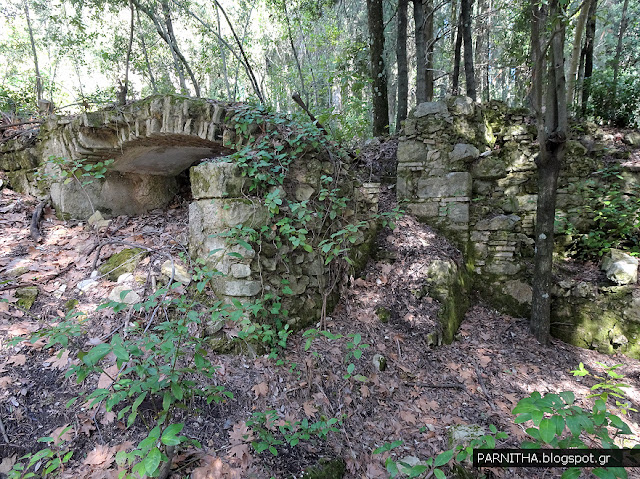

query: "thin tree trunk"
(530, 0), (568, 345)
(24, 0), (42, 103)
(567, 0), (591, 111)
(581, 0), (597, 115)
(118, 0), (135, 105)
(475, 0), (487, 101)
(133, 0), (200, 97)
(282, 0), (307, 105)
(161, 0), (187, 94)
(452, 11), (463, 95)
(425, 0), (434, 101)
(413, 0), (427, 103)
(212, 0), (264, 103)
(461, 0), (476, 100)
(611, 0), (629, 120)
(136, 9), (158, 93)
(215, 6), (232, 99)
(396, 0), (409, 127)
(367, 0), (389, 135)
(232, 5), (255, 102)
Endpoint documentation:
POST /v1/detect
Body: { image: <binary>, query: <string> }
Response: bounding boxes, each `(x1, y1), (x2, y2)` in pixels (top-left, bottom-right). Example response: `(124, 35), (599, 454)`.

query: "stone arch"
(39, 95), (244, 218)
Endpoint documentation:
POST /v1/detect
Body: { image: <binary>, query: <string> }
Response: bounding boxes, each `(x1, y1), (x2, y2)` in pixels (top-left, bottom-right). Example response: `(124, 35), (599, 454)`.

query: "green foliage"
(586, 68), (640, 127)
(512, 363), (636, 479)
(373, 426), (506, 479)
(247, 410), (342, 456)
(8, 427), (74, 479)
(38, 156), (114, 187)
(302, 328), (369, 381)
(565, 166), (640, 258)
(26, 289), (234, 477)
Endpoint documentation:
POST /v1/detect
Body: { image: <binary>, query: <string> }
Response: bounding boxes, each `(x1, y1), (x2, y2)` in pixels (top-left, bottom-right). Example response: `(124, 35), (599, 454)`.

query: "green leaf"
(539, 418), (556, 443)
(593, 468), (617, 479)
(561, 467), (581, 479)
(143, 447), (162, 475)
(171, 382), (184, 401)
(434, 449), (454, 467)
(83, 343), (111, 366)
(559, 391), (575, 404)
(236, 239), (252, 251)
(161, 423), (185, 446)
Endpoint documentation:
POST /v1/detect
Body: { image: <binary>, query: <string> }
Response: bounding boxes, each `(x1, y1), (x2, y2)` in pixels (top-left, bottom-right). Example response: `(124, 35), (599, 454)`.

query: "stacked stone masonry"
(398, 96), (640, 357)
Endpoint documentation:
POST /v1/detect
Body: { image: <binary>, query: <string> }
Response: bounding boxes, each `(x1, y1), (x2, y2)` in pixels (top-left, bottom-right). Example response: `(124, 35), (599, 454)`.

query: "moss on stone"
(16, 286), (39, 310)
(376, 306), (391, 323)
(302, 458), (346, 479)
(99, 248), (146, 281)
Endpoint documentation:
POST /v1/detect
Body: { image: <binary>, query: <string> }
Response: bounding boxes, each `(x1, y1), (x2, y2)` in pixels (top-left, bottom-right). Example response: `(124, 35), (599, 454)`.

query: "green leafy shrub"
(568, 167), (640, 258)
(512, 363), (636, 479)
(586, 68), (640, 128)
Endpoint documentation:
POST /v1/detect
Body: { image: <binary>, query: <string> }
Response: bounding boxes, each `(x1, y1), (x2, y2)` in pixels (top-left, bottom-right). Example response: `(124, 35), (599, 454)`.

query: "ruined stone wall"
(397, 97), (639, 317)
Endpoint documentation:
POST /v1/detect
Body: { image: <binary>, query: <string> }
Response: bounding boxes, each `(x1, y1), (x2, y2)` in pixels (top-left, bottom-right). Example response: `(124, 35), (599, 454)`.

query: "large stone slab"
(191, 161), (247, 199)
(417, 172), (472, 198)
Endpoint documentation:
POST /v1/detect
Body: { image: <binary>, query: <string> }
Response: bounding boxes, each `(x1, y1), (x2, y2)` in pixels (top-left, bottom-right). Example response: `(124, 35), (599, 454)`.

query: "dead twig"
(0, 120), (41, 131)
(0, 414), (10, 443)
(474, 364), (497, 411)
(30, 199), (48, 242)
(291, 92), (329, 137)
(406, 381), (466, 390)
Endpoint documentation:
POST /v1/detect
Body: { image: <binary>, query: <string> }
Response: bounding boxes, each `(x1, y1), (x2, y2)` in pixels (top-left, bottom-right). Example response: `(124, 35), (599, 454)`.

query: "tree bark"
(413, 0), (427, 103)
(530, 0), (568, 345)
(396, 0), (409, 127)
(580, 0), (597, 115)
(461, 0), (476, 100)
(24, 0), (42, 103)
(452, 11), (463, 95)
(611, 0), (630, 121)
(367, 0), (389, 135)
(425, 0), (434, 101)
(136, 9), (158, 93)
(567, 0), (591, 111)
(118, 0), (135, 105)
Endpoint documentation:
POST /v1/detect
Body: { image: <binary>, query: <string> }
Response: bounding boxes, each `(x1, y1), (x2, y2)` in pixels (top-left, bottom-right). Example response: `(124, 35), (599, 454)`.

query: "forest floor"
(1, 133), (640, 479)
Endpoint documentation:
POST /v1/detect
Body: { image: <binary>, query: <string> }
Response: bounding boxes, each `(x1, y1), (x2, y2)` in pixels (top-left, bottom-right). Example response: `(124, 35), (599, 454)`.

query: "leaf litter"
(0, 182), (640, 478)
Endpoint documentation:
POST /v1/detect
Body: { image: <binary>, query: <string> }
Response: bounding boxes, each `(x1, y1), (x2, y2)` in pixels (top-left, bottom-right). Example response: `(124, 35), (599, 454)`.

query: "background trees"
(0, 0), (639, 134)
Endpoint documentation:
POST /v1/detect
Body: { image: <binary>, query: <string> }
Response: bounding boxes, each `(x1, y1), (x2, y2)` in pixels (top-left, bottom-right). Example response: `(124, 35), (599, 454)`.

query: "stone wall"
(397, 97), (640, 318)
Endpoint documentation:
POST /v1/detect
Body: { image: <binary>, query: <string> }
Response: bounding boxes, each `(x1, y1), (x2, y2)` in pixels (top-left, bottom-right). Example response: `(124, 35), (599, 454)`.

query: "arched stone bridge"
(30, 95), (264, 217)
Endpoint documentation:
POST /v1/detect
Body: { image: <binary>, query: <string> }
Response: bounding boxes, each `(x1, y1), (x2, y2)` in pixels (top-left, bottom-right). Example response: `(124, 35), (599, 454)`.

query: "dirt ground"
(1, 136), (640, 478)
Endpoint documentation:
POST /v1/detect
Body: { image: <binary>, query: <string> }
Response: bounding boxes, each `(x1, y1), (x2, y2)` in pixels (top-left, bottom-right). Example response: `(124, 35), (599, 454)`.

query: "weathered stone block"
(407, 202), (439, 218)
(475, 214), (521, 231)
(414, 101), (449, 118)
(397, 140), (427, 164)
(450, 143), (479, 162)
(417, 172), (472, 198)
(190, 161), (246, 199)
(446, 202), (469, 223)
(602, 249), (639, 285)
(189, 198), (267, 233)
(214, 278), (262, 297)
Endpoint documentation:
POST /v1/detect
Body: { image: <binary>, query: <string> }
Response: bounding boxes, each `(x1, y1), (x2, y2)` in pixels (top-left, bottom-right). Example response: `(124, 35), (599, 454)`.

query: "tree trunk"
(136, 9), (158, 93)
(474, 0), (488, 101)
(413, 0), (427, 104)
(461, 0), (476, 100)
(425, 0), (434, 101)
(24, 0), (42, 103)
(396, 0), (409, 127)
(611, 0), (630, 121)
(282, 0), (308, 105)
(118, 0), (135, 106)
(530, 0), (568, 345)
(367, 0), (389, 136)
(567, 0), (591, 111)
(452, 11), (463, 95)
(581, 0), (597, 115)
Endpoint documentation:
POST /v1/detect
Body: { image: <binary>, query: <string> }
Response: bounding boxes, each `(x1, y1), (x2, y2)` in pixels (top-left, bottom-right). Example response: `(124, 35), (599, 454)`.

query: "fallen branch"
(292, 92), (329, 137)
(30, 199), (48, 242)
(474, 364), (497, 411)
(0, 120), (41, 131)
(406, 381), (466, 390)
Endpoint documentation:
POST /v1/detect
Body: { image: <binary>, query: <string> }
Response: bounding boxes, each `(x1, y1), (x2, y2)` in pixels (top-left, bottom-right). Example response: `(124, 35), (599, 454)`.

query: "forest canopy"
(1, 0), (639, 138)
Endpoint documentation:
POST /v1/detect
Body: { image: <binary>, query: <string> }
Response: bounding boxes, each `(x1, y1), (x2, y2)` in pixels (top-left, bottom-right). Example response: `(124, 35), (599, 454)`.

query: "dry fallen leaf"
(97, 364), (120, 389)
(229, 421), (253, 444)
(50, 350), (70, 370)
(7, 354), (26, 366)
(303, 401), (318, 418)
(100, 410), (116, 426)
(400, 410), (417, 425)
(83, 445), (114, 466)
(0, 455), (16, 474)
(51, 424), (73, 446)
(251, 381), (268, 399)
(0, 376), (11, 388)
